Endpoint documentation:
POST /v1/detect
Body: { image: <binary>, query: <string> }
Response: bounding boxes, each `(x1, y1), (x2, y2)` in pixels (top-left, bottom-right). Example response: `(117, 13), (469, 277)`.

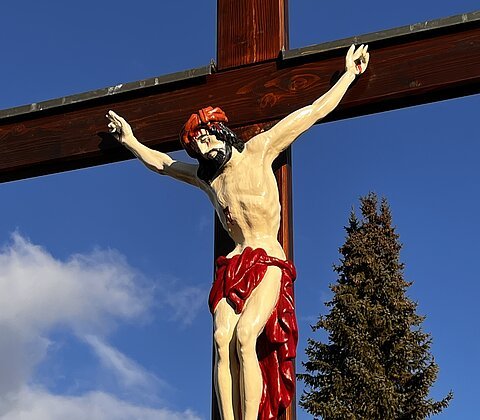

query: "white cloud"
(0, 233), (149, 335)
(84, 335), (167, 391)
(0, 233), (202, 419)
(163, 284), (206, 326)
(2, 389), (201, 420)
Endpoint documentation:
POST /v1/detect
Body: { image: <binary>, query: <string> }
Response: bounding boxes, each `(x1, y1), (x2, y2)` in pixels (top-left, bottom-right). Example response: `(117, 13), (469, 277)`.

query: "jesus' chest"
(210, 160), (279, 218)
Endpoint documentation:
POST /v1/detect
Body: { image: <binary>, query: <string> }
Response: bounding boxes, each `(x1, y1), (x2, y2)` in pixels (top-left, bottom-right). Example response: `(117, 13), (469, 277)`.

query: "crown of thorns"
(180, 106), (229, 157)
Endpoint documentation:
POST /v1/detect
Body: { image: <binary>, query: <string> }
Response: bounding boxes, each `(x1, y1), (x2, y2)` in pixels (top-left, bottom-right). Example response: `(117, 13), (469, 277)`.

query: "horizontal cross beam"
(0, 11), (479, 183)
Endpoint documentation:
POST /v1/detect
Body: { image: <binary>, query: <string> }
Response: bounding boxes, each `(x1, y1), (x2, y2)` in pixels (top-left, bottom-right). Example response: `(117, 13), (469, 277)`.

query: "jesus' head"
(180, 106), (244, 183)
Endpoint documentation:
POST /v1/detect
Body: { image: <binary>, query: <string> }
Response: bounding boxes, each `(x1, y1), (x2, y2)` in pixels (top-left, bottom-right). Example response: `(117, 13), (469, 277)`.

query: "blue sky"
(0, 1), (478, 419)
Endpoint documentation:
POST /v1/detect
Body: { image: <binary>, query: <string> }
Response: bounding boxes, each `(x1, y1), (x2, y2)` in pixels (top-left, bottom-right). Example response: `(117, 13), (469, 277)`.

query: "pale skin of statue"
(106, 44), (369, 420)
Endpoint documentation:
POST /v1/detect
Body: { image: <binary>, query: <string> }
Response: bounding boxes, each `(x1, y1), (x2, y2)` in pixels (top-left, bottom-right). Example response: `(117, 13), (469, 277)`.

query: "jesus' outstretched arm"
(254, 44), (369, 160)
(106, 110), (201, 187)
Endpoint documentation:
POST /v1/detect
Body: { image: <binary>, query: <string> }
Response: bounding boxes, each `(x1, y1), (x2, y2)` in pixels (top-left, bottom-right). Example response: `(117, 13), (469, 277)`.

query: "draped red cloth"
(208, 247), (298, 420)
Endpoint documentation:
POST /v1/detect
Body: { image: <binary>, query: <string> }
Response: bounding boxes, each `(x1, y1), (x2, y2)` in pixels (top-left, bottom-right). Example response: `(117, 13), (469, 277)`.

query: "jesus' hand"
(345, 44), (369, 76)
(106, 110), (134, 144)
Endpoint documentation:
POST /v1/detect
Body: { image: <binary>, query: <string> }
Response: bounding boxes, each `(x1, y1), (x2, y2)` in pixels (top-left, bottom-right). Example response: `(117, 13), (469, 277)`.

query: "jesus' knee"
(236, 323), (256, 362)
(214, 327), (232, 363)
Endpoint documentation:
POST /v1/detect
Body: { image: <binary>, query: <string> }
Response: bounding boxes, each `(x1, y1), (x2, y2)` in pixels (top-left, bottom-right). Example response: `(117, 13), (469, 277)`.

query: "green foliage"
(299, 193), (452, 419)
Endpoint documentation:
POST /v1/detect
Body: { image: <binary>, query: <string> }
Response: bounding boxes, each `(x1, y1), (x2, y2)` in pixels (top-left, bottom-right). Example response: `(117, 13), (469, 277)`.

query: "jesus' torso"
(203, 139), (285, 261)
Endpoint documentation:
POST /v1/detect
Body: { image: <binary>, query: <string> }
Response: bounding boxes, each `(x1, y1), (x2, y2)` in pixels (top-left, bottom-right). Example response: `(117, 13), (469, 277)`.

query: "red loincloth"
(209, 247), (298, 420)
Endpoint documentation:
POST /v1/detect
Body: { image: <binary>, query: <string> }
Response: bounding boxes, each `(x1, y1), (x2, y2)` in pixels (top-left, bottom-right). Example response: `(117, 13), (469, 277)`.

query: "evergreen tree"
(299, 193), (452, 419)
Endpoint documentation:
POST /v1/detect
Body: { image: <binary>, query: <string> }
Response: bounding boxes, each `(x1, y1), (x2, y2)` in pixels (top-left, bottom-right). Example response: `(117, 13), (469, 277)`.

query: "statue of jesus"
(106, 44), (369, 420)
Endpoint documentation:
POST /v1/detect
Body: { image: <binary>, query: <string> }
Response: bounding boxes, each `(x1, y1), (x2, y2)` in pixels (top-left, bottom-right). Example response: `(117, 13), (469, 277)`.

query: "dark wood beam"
(217, 0), (288, 69)
(214, 1), (294, 419)
(0, 11), (479, 183)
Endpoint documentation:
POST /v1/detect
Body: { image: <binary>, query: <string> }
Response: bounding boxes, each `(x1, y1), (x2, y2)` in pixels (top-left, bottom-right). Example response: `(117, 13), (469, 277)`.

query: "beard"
(197, 142), (232, 184)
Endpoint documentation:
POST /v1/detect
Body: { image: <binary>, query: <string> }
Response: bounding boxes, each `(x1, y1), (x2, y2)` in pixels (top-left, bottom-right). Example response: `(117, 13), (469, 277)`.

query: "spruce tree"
(299, 193), (452, 419)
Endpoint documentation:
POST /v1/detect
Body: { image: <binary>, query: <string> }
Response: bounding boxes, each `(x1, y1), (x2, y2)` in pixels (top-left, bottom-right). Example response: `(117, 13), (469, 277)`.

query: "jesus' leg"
(214, 299), (241, 420)
(235, 266), (282, 420)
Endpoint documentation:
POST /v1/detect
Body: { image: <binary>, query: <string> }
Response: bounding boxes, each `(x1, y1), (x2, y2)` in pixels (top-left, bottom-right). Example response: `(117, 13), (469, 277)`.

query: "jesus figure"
(106, 44), (369, 420)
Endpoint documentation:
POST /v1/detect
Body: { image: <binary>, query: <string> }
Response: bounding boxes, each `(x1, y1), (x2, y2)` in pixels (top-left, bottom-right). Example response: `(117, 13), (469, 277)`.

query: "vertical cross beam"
(213, 1), (295, 419)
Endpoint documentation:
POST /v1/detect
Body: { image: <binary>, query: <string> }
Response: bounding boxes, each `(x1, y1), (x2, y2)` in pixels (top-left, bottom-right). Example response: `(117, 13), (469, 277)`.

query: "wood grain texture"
(217, 0), (288, 70)
(273, 148), (295, 420)
(1, 23), (480, 182)
(273, 149), (294, 262)
(214, 1), (293, 419)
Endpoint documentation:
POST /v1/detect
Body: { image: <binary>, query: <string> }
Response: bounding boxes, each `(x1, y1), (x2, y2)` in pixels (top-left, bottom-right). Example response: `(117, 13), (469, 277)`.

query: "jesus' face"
(193, 127), (233, 183)
(194, 129), (227, 160)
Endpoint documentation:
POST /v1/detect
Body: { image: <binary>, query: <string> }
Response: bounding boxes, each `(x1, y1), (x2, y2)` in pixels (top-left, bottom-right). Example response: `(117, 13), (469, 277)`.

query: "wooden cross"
(0, 2), (479, 419)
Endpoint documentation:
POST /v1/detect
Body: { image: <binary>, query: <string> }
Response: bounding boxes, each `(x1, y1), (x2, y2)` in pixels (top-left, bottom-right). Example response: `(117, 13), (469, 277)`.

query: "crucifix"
(106, 43), (368, 420)
(0, 2), (479, 419)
